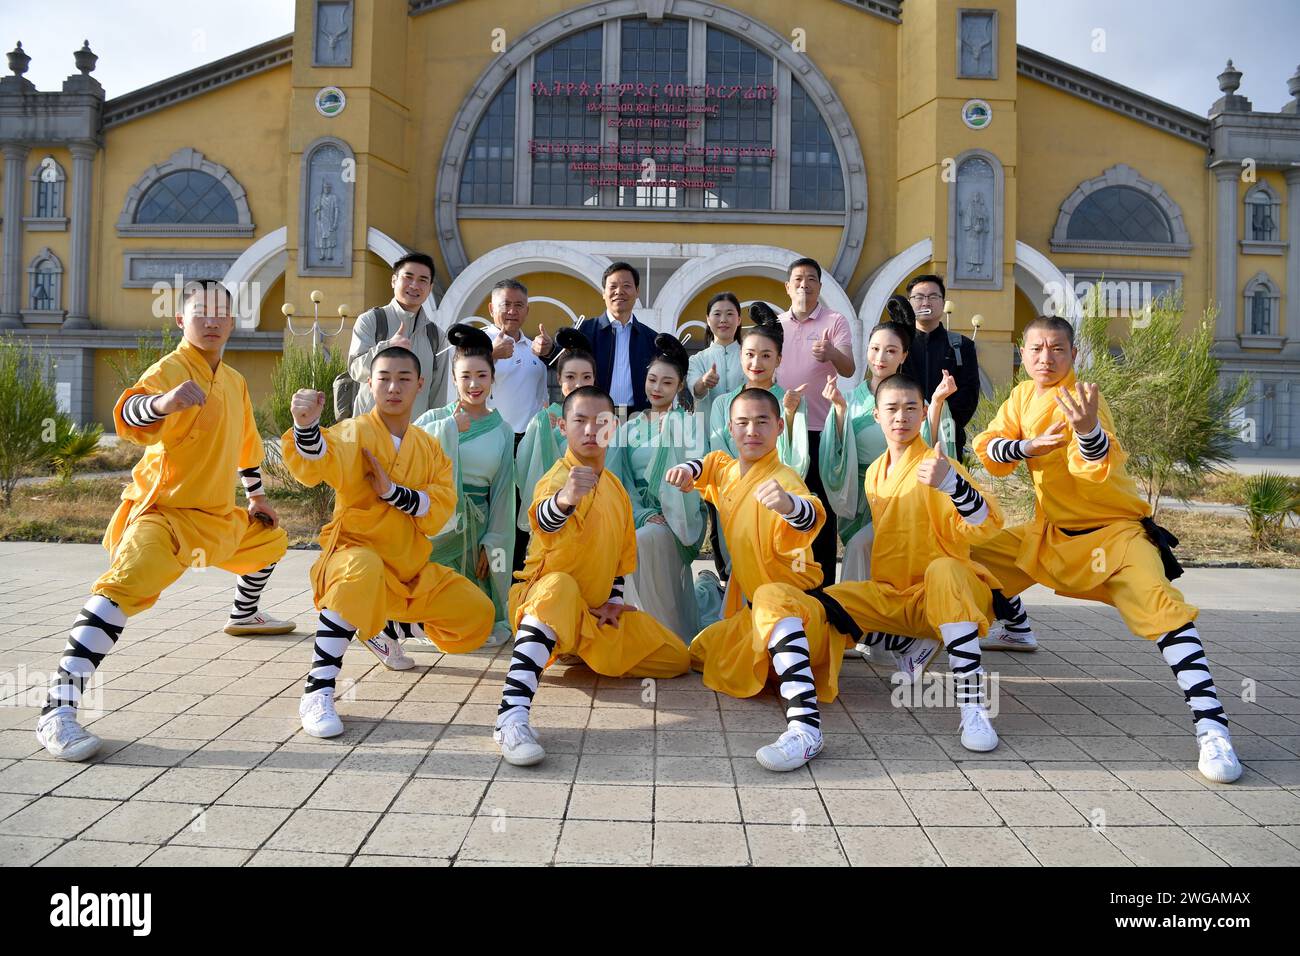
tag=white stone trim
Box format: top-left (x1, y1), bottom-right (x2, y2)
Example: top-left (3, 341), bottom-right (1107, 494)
top-left (116, 147), bottom-right (254, 237)
top-left (1050, 163), bottom-right (1191, 256)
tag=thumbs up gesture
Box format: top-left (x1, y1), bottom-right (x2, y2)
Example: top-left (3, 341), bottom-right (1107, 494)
top-left (915, 441), bottom-right (952, 489)
top-left (811, 328), bottom-right (832, 362)
top-left (388, 319), bottom-right (414, 351)
top-left (783, 382), bottom-right (806, 417)
top-left (531, 322), bottom-right (552, 358)
top-left (699, 362), bottom-right (719, 391)
top-left (491, 332), bottom-right (516, 361)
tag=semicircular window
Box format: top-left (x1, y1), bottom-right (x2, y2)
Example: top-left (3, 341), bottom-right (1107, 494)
top-left (1066, 185), bottom-right (1171, 244)
top-left (135, 170), bottom-right (238, 225)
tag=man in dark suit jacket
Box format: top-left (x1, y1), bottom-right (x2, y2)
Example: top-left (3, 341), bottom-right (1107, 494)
top-left (575, 261), bottom-right (657, 414)
top-left (902, 274), bottom-right (981, 454)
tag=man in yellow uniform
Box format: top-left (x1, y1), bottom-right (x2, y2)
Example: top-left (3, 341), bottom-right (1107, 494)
top-left (494, 385), bottom-right (690, 767)
top-left (971, 316), bottom-right (1242, 784)
top-left (665, 388), bottom-right (838, 772)
top-left (284, 347), bottom-right (495, 739)
top-left (36, 282), bottom-right (293, 762)
top-left (746, 373), bottom-right (1007, 767)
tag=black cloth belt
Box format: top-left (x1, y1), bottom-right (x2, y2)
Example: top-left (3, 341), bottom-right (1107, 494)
top-left (804, 586), bottom-right (863, 642)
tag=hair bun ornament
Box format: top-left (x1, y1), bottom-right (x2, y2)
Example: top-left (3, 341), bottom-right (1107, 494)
top-left (447, 322), bottom-right (493, 351)
top-left (749, 301), bottom-right (780, 327)
top-left (653, 332), bottom-right (687, 362)
top-left (885, 294), bottom-right (916, 328)
top-left (554, 326), bottom-right (590, 354)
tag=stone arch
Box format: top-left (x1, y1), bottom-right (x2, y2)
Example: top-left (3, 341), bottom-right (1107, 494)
top-left (1050, 163), bottom-right (1191, 255)
top-left (117, 147), bottom-right (253, 236)
top-left (434, 0), bottom-right (869, 285)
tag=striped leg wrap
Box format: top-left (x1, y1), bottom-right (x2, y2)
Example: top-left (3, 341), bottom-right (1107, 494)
top-left (304, 610), bottom-right (354, 695)
top-left (229, 563), bottom-right (276, 623)
top-left (859, 632), bottom-right (916, 652)
top-left (383, 620), bottom-right (426, 643)
top-left (496, 616), bottom-right (557, 728)
top-left (1001, 594), bottom-right (1032, 634)
top-left (768, 618), bottom-right (821, 733)
top-left (1157, 623), bottom-right (1228, 736)
top-left (43, 595), bottom-right (125, 714)
top-left (940, 624), bottom-right (985, 706)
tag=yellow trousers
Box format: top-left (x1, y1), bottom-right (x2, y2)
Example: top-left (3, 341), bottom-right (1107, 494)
top-left (93, 505), bottom-right (287, 617)
top-left (509, 572), bottom-right (690, 679)
top-left (750, 558), bottom-right (996, 658)
top-left (973, 522), bottom-right (1197, 640)
top-left (316, 545), bottom-right (493, 649)
top-left (690, 605), bottom-right (852, 702)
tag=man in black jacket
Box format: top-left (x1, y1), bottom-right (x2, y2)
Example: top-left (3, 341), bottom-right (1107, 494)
top-left (575, 261), bottom-right (657, 414)
top-left (902, 274), bottom-right (981, 455)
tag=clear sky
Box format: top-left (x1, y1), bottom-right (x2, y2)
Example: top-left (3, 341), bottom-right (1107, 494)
top-left (2, 0), bottom-right (1297, 112)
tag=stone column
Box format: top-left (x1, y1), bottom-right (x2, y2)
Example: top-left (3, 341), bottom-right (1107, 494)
top-left (0, 144), bottom-right (28, 327)
top-left (1286, 168), bottom-right (1300, 342)
top-left (64, 141), bottom-right (95, 328)
top-left (1213, 165), bottom-right (1239, 345)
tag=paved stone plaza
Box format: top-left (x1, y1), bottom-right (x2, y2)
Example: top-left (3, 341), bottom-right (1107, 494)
top-left (1, 542), bottom-right (1298, 867)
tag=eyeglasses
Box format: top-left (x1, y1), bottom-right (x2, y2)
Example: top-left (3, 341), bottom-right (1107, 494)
top-left (909, 293), bottom-right (943, 302)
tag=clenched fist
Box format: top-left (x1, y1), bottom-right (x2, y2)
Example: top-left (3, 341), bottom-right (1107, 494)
top-left (915, 442), bottom-right (951, 489)
top-left (291, 389), bottom-right (326, 428)
top-left (154, 380), bottom-right (206, 416)
top-left (664, 464), bottom-right (696, 492)
top-left (491, 334), bottom-right (516, 361)
top-left (555, 465), bottom-right (598, 512)
top-left (754, 478), bottom-right (794, 515)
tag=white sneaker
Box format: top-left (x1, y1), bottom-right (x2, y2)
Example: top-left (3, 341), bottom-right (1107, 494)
top-left (484, 623), bottom-right (512, 648)
top-left (1197, 730), bottom-right (1242, 784)
top-left (223, 612), bottom-right (296, 636)
top-left (300, 689), bottom-right (344, 738)
top-left (892, 637), bottom-right (941, 686)
top-left (959, 704), bottom-right (999, 752)
top-left (363, 633), bottom-right (415, 670)
top-left (756, 727), bottom-right (825, 772)
top-left (35, 706), bottom-right (101, 762)
top-left (495, 720), bottom-right (545, 766)
top-left (979, 623), bottom-right (1038, 652)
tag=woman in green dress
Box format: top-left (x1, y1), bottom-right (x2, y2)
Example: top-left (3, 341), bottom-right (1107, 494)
top-left (609, 333), bottom-right (715, 642)
top-left (513, 327), bottom-right (594, 534)
top-left (414, 324), bottom-right (517, 645)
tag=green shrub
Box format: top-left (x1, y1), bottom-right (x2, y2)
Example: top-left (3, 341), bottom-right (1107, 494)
top-left (1242, 471), bottom-right (1299, 547)
top-left (0, 336), bottom-right (60, 508)
top-left (105, 323), bottom-right (179, 391)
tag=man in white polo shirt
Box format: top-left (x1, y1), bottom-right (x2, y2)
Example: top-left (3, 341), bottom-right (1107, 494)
top-left (482, 278), bottom-right (551, 570)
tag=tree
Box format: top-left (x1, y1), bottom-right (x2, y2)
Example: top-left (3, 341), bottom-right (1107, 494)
top-left (1076, 290), bottom-right (1250, 518)
top-left (0, 336), bottom-right (60, 508)
top-left (105, 323), bottom-right (179, 391)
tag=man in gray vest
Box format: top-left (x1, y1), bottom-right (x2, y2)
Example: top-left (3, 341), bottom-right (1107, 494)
top-left (346, 252), bottom-right (449, 418)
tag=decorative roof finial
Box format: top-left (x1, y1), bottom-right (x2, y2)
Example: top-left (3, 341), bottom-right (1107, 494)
top-left (7, 41), bottom-right (31, 77)
top-left (74, 40), bottom-right (97, 76)
top-left (1217, 59), bottom-right (1242, 95)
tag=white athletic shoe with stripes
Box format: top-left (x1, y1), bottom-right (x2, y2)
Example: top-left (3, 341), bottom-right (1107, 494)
top-left (756, 727), bottom-right (824, 772)
top-left (36, 706), bottom-right (102, 762)
top-left (495, 721), bottom-right (545, 766)
top-left (363, 634), bottom-right (415, 670)
top-left (1197, 729), bottom-right (1242, 784)
top-left (959, 704), bottom-right (999, 752)
top-left (300, 689), bottom-right (344, 738)
top-left (223, 612), bottom-right (296, 636)
top-left (979, 622), bottom-right (1038, 652)
top-left (892, 637), bottom-right (941, 686)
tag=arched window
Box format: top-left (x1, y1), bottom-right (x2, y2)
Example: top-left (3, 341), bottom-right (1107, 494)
top-left (28, 156), bottom-right (67, 226)
top-left (1242, 271), bottom-right (1280, 339)
top-left (460, 75), bottom-right (517, 205)
top-left (27, 248), bottom-right (64, 314)
top-left (117, 148), bottom-right (254, 236)
top-left (136, 170), bottom-right (238, 225)
top-left (1051, 164), bottom-right (1191, 256)
top-left (1244, 181), bottom-right (1281, 246)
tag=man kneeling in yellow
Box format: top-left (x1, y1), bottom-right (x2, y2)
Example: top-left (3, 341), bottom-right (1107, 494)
top-left (36, 282), bottom-right (293, 762)
top-left (971, 316), bottom-right (1242, 784)
top-left (665, 388), bottom-right (833, 772)
top-left (730, 374), bottom-right (1006, 769)
top-left (283, 347), bottom-right (494, 739)
top-left (494, 386), bottom-right (690, 767)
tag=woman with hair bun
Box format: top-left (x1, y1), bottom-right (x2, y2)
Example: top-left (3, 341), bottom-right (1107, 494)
top-left (414, 322), bottom-right (517, 645)
top-left (609, 333), bottom-right (718, 641)
top-left (514, 327), bottom-right (595, 534)
top-left (687, 292), bottom-right (746, 424)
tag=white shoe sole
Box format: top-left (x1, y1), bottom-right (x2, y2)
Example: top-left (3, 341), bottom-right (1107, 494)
top-left (979, 634), bottom-right (1037, 652)
top-left (224, 621), bottom-right (297, 636)
top-left (302, 720), bottom-right (344, 739)
top-left (364, 647), bottom-right (415, 671)
top-left (961, 732), bottom-right (999, 753)
top-left (501, 746), bottom-right (546, 767)
top-left (40, 733), bottom-right (101, 762)
top-left (755, 743), bottom-right (823, 772)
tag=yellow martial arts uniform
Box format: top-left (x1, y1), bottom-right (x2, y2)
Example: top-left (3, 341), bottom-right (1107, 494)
top-left (686, 449), bottom-right (840, 700)
top-left (511, 450), bottom-right (690, 678)
top-left (281, 409), bottom-right (493, 646)
top-left (752, 436), bottom-right (1004, 655)
top-left (92, 339), bottom-right (287, 617)
top-left (971, 371), bottom-right (1195, 639)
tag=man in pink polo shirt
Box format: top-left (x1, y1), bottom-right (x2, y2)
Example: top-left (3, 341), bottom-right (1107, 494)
top-left (777, 256), bottom-right (855, 583)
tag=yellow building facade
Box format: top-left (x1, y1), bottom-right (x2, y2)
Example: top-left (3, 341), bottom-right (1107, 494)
top-left (2, 0), bottom-right (1298, 452)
